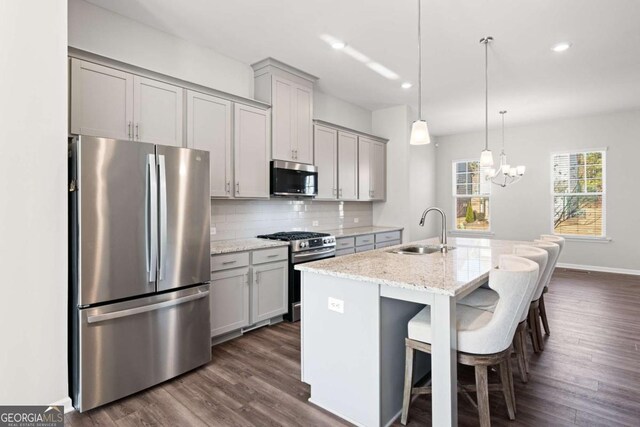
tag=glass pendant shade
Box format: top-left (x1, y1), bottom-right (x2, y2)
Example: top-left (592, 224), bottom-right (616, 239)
top-left (480, 149), bottom-right (494, 167)
top-left (410, 120), bottom-right (431, 145)
top-left (516, 165), bottom-right (526, 175)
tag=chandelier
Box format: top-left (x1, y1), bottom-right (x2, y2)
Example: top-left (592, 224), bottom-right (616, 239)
top-left (486, 110), bottom-right (525, 187)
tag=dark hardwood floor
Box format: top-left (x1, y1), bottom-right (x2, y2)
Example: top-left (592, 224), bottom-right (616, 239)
top-left (66, 269), bottom-right (640, 426)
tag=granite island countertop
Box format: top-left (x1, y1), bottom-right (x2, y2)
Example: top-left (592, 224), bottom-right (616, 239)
top-left (295, 237), bottom-right (529, 296)
top-left (211, 238), bottom-right (289, 255)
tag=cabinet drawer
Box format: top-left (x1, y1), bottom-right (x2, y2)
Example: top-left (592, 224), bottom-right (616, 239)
top-left (335, 248), bottom-right (356, 257)
top-left (375, 231), bottom-right (401, 243)
top-left (355, 234), bottom-right (375, 246)
top-left (252, 247), bottom-right (288, 265)
top-left (355, 244), bottom-right (375, 253)
top-left (336, 237), bottom-right (355, 250)
top-left (211, 252), bottom-right (250, 273)
top-left (375, 240), bottom-right (401, 249)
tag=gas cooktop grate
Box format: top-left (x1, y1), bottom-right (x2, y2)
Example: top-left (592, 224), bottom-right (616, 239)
top-left (257, 231), bottom-right (331, 242)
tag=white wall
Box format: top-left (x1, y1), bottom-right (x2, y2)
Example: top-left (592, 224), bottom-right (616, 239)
top-left (372, 106), bottom-right (437, 241)
top-left (0, 0), bottom-right (69, 407)
top-left (435, 109), bottom-right (640, 272)
top-left (68, 0), bottom-right (254, 98)
top-left (314, 91), bottom-right (372, 133)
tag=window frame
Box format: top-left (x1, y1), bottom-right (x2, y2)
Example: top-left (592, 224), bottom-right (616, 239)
top-left (452, 159), bottom-right (492, 234)
top-left (550, 148), bottom-right (607, 239)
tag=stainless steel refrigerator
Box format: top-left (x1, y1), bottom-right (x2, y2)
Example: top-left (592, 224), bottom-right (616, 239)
top-left (69, 136), bottom-right (211, 412)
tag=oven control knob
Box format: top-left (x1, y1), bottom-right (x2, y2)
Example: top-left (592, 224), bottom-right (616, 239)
top-left (323, 238), bottom-right (328, 244)
top-left (300, 241), bottom-right (307, 248)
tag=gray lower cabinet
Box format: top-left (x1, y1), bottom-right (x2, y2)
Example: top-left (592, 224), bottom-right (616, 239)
top-left (251, 261), bottom-right (288, 323)
top-left (335, 230), bottom-right (403, 257)
top-left (209, 267), bottom-right (250, 337)
top-left (210, 247), bottom-right (288, 340)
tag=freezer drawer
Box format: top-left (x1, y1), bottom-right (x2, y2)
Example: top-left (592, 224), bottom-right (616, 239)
top-left (73, 285), bottom-right (211, 412)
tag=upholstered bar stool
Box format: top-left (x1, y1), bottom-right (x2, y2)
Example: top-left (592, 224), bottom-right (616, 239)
top-left (400, 255), bottom-right (539, 427)
top-left (538, 235), bottom-right (566, 335)
top-left (459, 246), bottom-right (548, 383)
top-left (526, 241), bottom-right (560, 352)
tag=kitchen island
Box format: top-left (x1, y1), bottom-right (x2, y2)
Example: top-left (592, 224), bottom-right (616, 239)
top-left (296, 237), bottom-right (524, 427)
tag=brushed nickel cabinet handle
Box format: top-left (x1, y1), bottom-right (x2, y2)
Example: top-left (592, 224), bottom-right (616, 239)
top-left (128, 121), bottom-right (132, 139)
top-left (135, 123), bottom-right (140, 140)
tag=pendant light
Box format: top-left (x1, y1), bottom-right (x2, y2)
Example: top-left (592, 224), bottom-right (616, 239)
top-left (487, 110), bottom-right (526, 187)
top-left (479, 36), bottom-right (494, 167)
top-left (409, 0), bottom-right (431, 145)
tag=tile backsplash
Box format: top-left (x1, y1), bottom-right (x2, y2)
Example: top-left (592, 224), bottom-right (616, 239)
top-left (210, 199), bottom-right (373, 241)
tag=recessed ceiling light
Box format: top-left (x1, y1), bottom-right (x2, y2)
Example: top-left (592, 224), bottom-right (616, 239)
top-left (331, 41), bottom-right (347, 50)
top-left (401, 82), bottom-right (413, 89)
top-left (551, 42), bottom-right (572, 52)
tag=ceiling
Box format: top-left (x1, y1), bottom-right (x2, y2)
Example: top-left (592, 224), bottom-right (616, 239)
top-left (84, 0), bottom-right (640, 135)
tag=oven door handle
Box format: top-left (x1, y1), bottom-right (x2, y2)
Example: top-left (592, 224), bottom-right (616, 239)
top-left (293, 247), bottom-right (335, 262)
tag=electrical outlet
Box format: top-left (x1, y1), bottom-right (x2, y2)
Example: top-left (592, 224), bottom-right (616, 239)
top-left (354, 217), bottom-right (359, 223)
top-left (328, 297), bottom-right (344, 314)
top-left (312, 220), bottom-right (319, 227)
top-left (211, 227), bottom-right (217, 235)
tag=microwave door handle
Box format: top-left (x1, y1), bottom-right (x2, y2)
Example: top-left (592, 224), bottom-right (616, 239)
top-left (147, 154), bottom-right (158, 283)
top-left (158, 155), bottom-right (168, 281)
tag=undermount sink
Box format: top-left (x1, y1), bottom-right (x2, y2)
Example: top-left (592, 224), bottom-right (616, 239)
top-left (388, 245), bottom-right (456, 255)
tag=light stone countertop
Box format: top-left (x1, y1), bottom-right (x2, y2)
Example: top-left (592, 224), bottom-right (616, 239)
top-left (295, 237), bottom-right (530, 296)
top-left (211, 238), bottom-right (289, 255)
top-left (321, 226), bottom-right (404, 238)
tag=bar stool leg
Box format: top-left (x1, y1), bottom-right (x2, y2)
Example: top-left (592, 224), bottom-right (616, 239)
top-left (474, 365), bottom-right (491, 427)
top-left (499, 360), bottom-right (517, 420)
top-left (539, 294), bottom-right (551, 336)
top-left (401, 342), bottom-right (415, 425)
top-left (528, 306), bottom-right (541, 353)
top-left (513, 327), bottom-right (528, 383)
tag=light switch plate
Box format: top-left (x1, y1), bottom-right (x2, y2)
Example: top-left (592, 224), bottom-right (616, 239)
top-left (328, 297), bottom-right (344, 314)
top-left (211, 227), bottom-right (217, 235)
top-left (354, 218), bottom-right (359, 223)
top-left (312, 220), bottom-right (319, 226)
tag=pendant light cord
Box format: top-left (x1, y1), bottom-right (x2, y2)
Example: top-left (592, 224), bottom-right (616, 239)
top-left (484, 38), bottom-right (489, 151)
top-left (417, 0), bottom-right (422, 120)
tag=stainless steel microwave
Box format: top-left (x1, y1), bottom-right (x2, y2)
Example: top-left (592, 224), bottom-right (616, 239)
top-left (270, 160), bottom-right (318, 197)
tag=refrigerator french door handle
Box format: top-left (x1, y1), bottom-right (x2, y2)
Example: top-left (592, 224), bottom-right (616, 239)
top-left (158, 155), bottom-right (168, 281)
top-left (86, 290), bottom-right (210, 324)
top-left (147, 154), bottom-right (158, 283)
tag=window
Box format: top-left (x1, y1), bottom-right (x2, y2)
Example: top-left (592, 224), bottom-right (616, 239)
top-left (453, 160), bottom-right (491, 232)
top-left (552, 150), bottom-right (606, 237)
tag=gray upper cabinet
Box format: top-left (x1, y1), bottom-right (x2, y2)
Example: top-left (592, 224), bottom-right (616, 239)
top-left (251, 260), bottom-right (288, 323)
top-left (234, 103), bottom-right (270, 198)
top-left (252, 58), bottom-right (317, 165)
top-left (70, 59), bottom-right (134, 140)
top-left (338, 131), bottom-right (359, 201)
top-left (186, 91), bottom-right (232, 197)
top-left (358, 136), bottom-right (386, 201)
top-left (133, 76), bottom-right (183, 147)
top-left (314, 124), bottom-right (338, 200)
top-left (70, 59), bottom-right (183, 147)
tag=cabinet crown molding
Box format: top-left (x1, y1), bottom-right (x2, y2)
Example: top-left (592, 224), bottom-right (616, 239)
top-left (313, 120), bottom-right (389, 144)
top-left (251, 57), bottom-right (318, 84)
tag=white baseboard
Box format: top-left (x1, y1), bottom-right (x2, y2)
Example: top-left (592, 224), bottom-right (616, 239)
top-left (52, 396), bottom-right (74, 414)
top-left (557, 263), bottom-right (640, 276)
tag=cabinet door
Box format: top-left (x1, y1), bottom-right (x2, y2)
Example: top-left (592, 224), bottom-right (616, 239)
top-left (314, 125), bottom-right (338, 200)
top-left (133, 76), bottom-right (183, 147)
top-left (371, 141), bottom-right (386, 200)
top-left (251, 261), bottom-right (288, 323)
top-left (293, 84), bottom-right (313, 164)
top-left (234, 104), bottom-right (270, 198)
top-left (70, 59), bottom-right (133, 140)
top-left (210, 267), bottom-right (250, 337)
top-left (338, 131), bottom-right (359, 201)
top-left (271, 76), bottom-right (294, 161)
top-left (358, 137), bottom-right (372, 201)
top-left (186, 91), bottom-right (232, 197)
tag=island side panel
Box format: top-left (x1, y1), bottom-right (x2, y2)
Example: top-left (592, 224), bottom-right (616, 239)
top-left (301, 272), bottom-right (381, 427)
top-left (379, 297), bottom-right (431, 426)
top-left (430, 293), bottom-right (458, 426)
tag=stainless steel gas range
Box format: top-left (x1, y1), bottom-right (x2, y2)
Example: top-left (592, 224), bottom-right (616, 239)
top-left (257, 232), bottom-right (336, 321)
